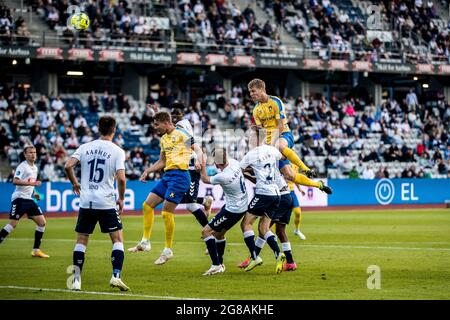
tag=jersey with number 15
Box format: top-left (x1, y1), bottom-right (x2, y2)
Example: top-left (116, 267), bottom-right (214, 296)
top-left (72, 140), bottom-right (125, 210)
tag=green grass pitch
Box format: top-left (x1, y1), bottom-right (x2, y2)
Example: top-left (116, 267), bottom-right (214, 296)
top-left (0, 209), bottom-right (449, 300)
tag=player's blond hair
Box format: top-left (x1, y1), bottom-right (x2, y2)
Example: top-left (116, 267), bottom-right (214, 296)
top-left (248, 79), bottom-right (266, 91)
top-left (154, 111), bottom-right (172, 123)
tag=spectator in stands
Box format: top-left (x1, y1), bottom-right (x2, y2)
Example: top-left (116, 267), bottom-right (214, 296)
top-left (0, 95), bottom-right (7, 110)
top-left (362, 165), bottom-right (375, 179)
top-left (36, 95), bottom-right (48, 112)
top-left (47, 7), bottom-right (59, 30)
top-left (402, 166), bottom-right (417, 178)
top-left (406, 89), bottom-right (419, 112)
top-left (73, 114), bottom-right (87, 130)
top-left (0, 125), bottom-right (10, 158)
top-left (437, 158), bottom-right (448, 174)
top-left (88, 91), bottom-right (100, 113)
top-left (348, 166), bottom-right (359, 179)
top-left (51, 95), bottom-right (64, 111)
top-left (114, 133), bottom-right (125, 148)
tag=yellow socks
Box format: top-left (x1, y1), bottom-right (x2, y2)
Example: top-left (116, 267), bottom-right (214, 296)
top-left (293, 207), bottom-right (302, 230)
top-left (142, 202), bottom-right (154, 241)
top-left (161, 210), bottom-right (175, 249)
top-left (281, 147), bottom-right (310, 171)
top-left (293, 172), bottom-right (321, 188)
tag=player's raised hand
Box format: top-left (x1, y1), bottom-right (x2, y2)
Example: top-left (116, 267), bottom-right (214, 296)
top-left (32, 180), bottom-right (42, 187)
top-left (116, 199), bottom-right (124, 215)
top-left (140, 170), bottom-right (149, 182)
top-left (72, 182), bottom-right (81, 196)
top-left (194, 159), bottom-right (202, 171)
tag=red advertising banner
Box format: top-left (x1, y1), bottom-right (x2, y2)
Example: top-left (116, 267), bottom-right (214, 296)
top-left (329, 59), bottom-right (349, 71)
top-left (438, 64), bottom-right (450, 74)
top-left (177, 53), bottom-right (201, 64)
top-left (415, 64), bottom-right (434, 74)
top-left (233, 55), bottom-right (255, 67)
top-left (36, 47), bottom-right (63, 59)
top-left (205, 54), bottom-right (228, 65)
top-left (68, 48), bottom-right (94, 61)
top-left (303, 59), bottom-right (323, 69)
top-left (352, 61), bottom-right (373, 72)
top-left (99, 50), bottom-right (124, 62)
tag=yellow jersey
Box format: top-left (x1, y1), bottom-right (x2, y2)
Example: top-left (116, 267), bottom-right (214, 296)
top-left (252, 95), bottom-right (290, 145)
top-left (287, 164), bottom-right (300, 191)
top-left (160, 128), bottom-right (193, 171)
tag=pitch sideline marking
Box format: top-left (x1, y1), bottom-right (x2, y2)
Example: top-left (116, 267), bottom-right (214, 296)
top-left (6, 238), bottom-right (450, 251)
top-left (0, 285), bottom-right (211, 300)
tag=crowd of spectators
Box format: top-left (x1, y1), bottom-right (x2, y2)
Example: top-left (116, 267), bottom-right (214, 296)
top-left (33, 0), bottom-right (170, 48)
top-left (178, 0), bottom-right (281, 53)
top-left (1, 74), bottom-right (450, 181)
top-left (0, 4), bottom-right (31, 46)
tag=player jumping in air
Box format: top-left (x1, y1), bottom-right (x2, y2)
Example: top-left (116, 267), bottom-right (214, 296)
top-left (0, 145), bottom-right (49, 258)
top-left (65, 116), bottom-right (129, 291)
top-left (247, 79), bottom-right (332, 195)
top-left (136, 112), bottom-right (203, 265)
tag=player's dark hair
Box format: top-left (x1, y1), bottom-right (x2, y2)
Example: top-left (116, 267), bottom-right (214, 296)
top-left (23, 144), bottom-right (36, 153)
top-left (98, 116), bottom-right (116, 136)
top-left (171, 100), bottom-right (185, 111)
top-left (154, 111), bottom-right (172, 123)
top-left (171, 107), bottom-right (184, 119)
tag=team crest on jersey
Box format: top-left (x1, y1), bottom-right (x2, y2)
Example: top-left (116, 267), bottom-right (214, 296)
top-left (268, 106), bottom-right (273, 112)
top-left (172, 136), bottom-right (177, 143)
top-left (169, 192), bottom-right (175, 198)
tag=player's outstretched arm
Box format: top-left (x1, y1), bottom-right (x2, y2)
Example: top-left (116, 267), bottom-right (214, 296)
top-left (12, 177), bottom-right (41, 187)
top-left (192, 143), bottom-right (203, 170)
top-left (140, 151), bottom-right (166, 182)
top-left (116, 169), bottom-right (126, 215)
top-left (64, 157), bottom-right (81, 195)
top-left (200, 154), bottom-right (211, 184)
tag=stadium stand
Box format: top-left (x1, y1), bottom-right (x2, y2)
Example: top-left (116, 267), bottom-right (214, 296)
top-left (0, 80), bottom-right (449, 181)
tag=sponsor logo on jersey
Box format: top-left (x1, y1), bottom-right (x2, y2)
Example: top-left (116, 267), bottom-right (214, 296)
top-left (169, 192), bottom-right (175, 198)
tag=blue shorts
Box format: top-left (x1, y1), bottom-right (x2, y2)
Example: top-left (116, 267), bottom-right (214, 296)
top-left (290, 190), bottom-right (299, 208)
top-left (271, 193), bottom-right (294, 225)
top-left (208, 206), bottom-right (246, 232)
top-left (279, 131), bottom-right (295, 169)
top-left (152, 170), bottom-right (191, 204)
